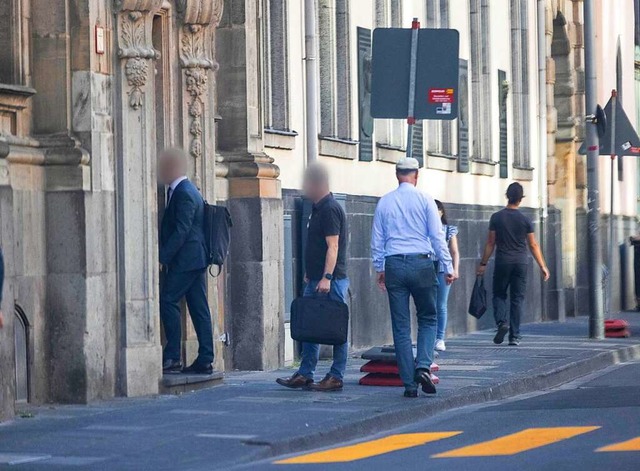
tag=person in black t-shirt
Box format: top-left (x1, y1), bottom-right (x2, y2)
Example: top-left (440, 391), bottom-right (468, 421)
top-left (277, 163), bottom-right (349, 392)
top-left (477, 183), bottom-right (550, 346)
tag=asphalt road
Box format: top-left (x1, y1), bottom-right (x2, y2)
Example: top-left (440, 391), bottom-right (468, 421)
top-left (247, 361), bottom-right (640, 471)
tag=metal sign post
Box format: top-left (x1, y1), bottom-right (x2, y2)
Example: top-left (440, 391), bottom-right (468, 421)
top-left (405, 18), bottom-right (420, 158)
top-left (583, 0), bottom-right (604, 338)
top-left (607, 90), bottom-right (618, 318)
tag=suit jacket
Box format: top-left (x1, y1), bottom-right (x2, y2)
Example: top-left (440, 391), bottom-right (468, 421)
top-left (160, 179), bottom-right (208, 273)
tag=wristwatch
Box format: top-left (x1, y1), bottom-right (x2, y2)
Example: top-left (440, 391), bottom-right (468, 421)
top-left (324, 273), bottom-right (334, 280)
top-left (480, 261), bottom-right (487, 266)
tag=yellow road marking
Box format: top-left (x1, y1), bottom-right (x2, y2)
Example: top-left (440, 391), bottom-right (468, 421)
top-left (432, 427), bottom-right (600, 458)
top-left (275, 432), bottom-right (462, 464)
top-left (597, 437), bottom-right (640, 452)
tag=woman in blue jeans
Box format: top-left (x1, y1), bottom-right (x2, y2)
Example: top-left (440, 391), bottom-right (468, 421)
top-left (434, 200), bottom-right (460, 351)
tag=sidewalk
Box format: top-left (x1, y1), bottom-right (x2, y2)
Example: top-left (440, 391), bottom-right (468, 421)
top-left (1, 315), bottom-right (639, 470)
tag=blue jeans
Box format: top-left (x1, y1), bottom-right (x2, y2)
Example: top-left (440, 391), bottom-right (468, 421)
top-left (297, 278), bottom-right (350, 380)
top-left (385, 255), bottom-right (438, 390)
top-left (436, 272), bottom-right (451, 340)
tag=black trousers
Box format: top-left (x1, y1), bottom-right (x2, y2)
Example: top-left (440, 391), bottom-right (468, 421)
top-left (160, 268), bottom-right (214, 365)
top-left (492, 262), bottom-right (527, 340)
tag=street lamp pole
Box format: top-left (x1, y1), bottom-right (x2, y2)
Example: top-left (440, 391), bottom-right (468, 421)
top-left (583, 0), bottom-right (605, 338)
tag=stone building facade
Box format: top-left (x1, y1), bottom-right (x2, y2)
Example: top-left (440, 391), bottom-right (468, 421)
top-left (0, 0), bottom-right (637, 420)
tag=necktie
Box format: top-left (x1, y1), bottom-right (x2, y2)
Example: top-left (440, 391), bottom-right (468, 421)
top-left (167, 187), bottom-right (173, 205)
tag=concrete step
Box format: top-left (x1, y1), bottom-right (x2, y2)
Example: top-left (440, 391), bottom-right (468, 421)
top-left (160, 371), bottom-right (224, 395)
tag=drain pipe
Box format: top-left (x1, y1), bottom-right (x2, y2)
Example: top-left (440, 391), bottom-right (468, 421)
top-left (304, 0), bottom-right (319, 164)
top-left (537, 0), bottom-right (549, 319)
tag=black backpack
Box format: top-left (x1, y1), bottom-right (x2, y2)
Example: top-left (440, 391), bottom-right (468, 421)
top-left (203, 202), bottom-right (232, 276)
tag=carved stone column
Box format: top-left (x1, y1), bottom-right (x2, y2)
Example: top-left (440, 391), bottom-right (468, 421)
top-left (0, 137), bottom-right (15, 419)
top-left (114, 0), bottom-right (164, 396)
top-left (217, 0), bottom-right (284, 370)
top-left (176, 0), bottom-right (225, 370)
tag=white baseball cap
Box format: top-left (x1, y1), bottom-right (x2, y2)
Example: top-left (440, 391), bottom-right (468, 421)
top-left (396, 157), bottom-right (420, 171)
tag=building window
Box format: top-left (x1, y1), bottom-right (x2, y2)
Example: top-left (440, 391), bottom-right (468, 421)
top-left (510, 0), bottom-right (530, 168)
top-left (263, 0), bottom-right (290, 131)
top-left (374, 0), bottom-right (404, 150)
top-left (0, 0), bottom-right (27, 85)
top-left (426, 0), bottom-right (452, 156)
top-left (469, 0), bottom-right (492, 161)
top-left (319, 0), bottom-right (351, 139)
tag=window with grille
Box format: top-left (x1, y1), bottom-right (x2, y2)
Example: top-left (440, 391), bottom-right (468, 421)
top-left (319, 0), bottom-right (352, 139)
top-left (263, 0), bottom-right (290, 131)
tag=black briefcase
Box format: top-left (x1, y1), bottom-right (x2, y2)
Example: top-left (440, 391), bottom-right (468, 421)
top-left (290, 295), bottom-right (349, 345)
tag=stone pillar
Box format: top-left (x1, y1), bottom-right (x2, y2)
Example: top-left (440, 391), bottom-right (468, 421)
top-left (217, 0), bottom-right (284, 370)
top-left (30, 0), bottom-right (118, 403)
top-left (0, 140), bottom-right (16, 419)
top-left (176, 0), bottom-right (225, 371)
top-left (114, 0), bottom-right (164, 396)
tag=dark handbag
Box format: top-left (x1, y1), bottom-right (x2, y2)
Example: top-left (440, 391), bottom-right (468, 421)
top-left (290, 295), bottom-right (349, 345)
top-left (468, 276), bottom-right (487, 319)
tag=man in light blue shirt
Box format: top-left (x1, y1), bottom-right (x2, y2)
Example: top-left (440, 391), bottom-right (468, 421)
top-left (371, 157), bottom-right (456, 397)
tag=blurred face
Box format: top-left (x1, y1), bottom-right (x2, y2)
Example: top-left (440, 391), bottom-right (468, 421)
top-left (158, 153), bottom-right (184, 186)
top-left (303, 177), bottom-right (320, 201)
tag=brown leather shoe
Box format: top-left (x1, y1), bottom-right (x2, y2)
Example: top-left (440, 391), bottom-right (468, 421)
top-left (276, 372), bottom-right (313, 389)
top-left (307, 374), bottom-right (343, 392)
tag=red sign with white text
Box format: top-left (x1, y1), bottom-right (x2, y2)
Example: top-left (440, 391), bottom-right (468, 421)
top-left (429, 88), bottom-right (455, 104)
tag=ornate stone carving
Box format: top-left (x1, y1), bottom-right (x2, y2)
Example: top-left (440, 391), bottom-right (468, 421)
top-left (115, 0), bottom-right (163, 13)
top-left (180, 24), bottom-right (215, 185)
top-left (176, 1), bottom-right (224, 186)
top-left (116, 3), bottom-right (162, 109)
top-left (117, 11), bottom-right (158, 60)
top-left (180, 24), bottom-right (216, 69)
top-left (177, 0), bottom-right (224, 26)
top-left (125, 57), bottom-right (149, 109)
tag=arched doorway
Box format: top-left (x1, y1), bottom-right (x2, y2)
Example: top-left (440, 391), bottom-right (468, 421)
top-left (14, 305), bottom-right (29, 403)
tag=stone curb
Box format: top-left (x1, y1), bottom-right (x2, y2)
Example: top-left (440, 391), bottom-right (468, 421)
top-left (246, 343), bottom-right (640, 462)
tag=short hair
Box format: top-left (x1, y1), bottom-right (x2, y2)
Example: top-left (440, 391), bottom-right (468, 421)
top-left (304, 162), bottom-right (330, 187)
top-left (396, 169), bottom-right (418, 177)
top-left (506, 182), bottom-right (524, 204)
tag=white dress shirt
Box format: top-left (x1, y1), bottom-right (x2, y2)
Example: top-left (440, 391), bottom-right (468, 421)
top-left (371, 182), bottom-right (453, 274)
top-left (166, 175), bottom-right (188, 204)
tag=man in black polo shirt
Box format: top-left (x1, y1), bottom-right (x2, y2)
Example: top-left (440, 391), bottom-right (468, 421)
top-left (277, 163), bottom-right (349, 392)
top-left (477, 183), bottom-right (550, 346)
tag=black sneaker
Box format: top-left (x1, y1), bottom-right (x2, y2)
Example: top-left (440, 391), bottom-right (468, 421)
top-left (162, 359), bottom-right (182, 374)
top-left (509, 338), bottom-right (521, 346)
top-left (493, 322), bottom-right (509, 344)
top-left (414, 369), bottom-right (437, 394)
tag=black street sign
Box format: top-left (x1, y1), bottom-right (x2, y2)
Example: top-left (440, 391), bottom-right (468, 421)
top-left (579, 95), bottom-right (640, 156)
top-left (370, 28), bottom-right (460, 120)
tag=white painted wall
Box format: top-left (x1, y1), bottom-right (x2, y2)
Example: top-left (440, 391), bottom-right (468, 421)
top-left (272, 0), bottom-right (549, 210)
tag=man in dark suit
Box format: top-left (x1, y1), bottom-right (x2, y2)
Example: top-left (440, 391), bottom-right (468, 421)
top-left (158, 148), bottom-right (214, 374)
